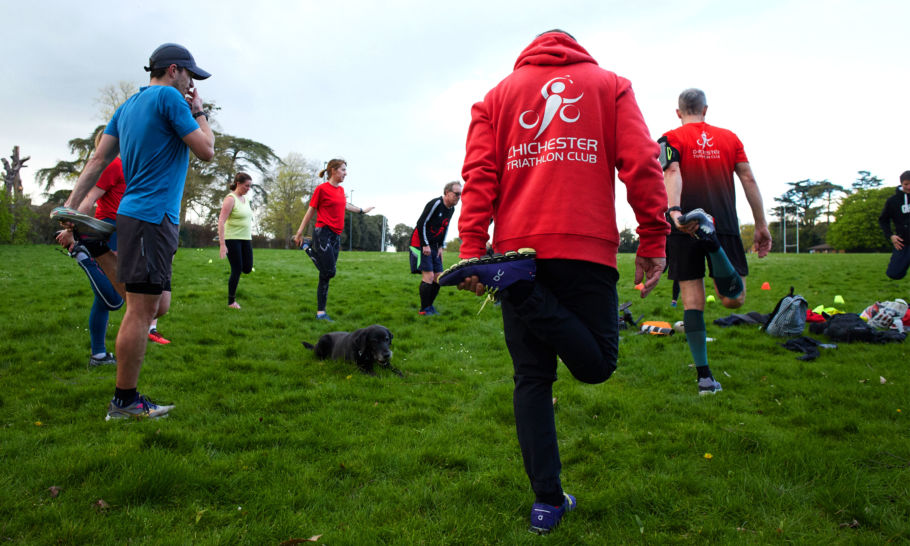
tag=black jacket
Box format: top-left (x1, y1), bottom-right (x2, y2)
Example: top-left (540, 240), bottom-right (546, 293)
top-left (878, 187), bottom-right (910, 241)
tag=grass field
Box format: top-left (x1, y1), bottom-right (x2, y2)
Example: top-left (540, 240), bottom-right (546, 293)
top-left (1, 245), bottom-right (908, 544)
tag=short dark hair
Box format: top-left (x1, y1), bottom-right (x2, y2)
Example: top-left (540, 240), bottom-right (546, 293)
top-left (678, 88), bottom-right (707, 115)
top-left (149, 67), bottom-right (168, 79)
top-left (900, 170), bottom-right (910, 183)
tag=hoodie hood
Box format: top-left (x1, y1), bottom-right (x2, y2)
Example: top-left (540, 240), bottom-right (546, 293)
top-left (514, 32), bottom-right (598, 70)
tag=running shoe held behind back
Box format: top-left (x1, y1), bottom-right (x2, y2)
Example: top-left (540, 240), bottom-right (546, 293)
top-left (437, 248), bottom-right (536, 297)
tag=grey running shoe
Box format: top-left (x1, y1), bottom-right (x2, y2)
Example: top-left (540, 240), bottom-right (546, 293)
top-left (698, 376), bottom-right (723, 395)
top-left (105, 394), bottom-right (174, 421)
top-left (678, 208), bottom-right (720, 252)
top-left (89, 352), bottom-right (116, 367)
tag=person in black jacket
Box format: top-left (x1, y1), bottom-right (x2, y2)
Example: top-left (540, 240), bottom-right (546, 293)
top-left (409, 181), bottom-right (461, 314)
top-left (878, 171), bottom-right (910, 280)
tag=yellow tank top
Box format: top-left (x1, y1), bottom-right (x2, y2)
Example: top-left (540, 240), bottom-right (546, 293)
top-left (224, 192), bottom-right (252, 240)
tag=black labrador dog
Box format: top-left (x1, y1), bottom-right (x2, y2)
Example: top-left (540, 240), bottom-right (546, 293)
top-left (302, 324), bottom-right (401, 376)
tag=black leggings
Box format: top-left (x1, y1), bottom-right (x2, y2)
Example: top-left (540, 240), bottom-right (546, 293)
top-left (225, 239), bottom-right (253, 304)
top-left (313, 227), bottom-right (341, 311)
top-left (501, 259), bottom-right (619, 505)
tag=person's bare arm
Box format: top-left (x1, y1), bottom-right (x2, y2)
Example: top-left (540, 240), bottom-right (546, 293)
top-left (217, 195), bottom-right (235, 259)
top-left (293, 206), bottom-right (317, 247)
top-left (181, 88), bottom-right (215, 161)
top-left (663, 162), bottom-right (696, 234)
top-left (346, 202), bottom-right (374, 214)
top-left (735, 162), bottom-right (772, 257)
top-left (64, 135), bottom-right (118, 209)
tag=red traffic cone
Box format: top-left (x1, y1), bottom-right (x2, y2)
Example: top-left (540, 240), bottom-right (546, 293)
top-left (761, 282), bottom-right (771, 290)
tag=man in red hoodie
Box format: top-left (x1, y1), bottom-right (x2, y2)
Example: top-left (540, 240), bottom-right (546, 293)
top-left (452, 30), bottom-right (669, 534)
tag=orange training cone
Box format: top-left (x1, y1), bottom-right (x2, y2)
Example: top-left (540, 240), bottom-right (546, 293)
top-left (634, 283), bottom-right (644, 291)
top-left (760, 282), bottom-right (771, 290)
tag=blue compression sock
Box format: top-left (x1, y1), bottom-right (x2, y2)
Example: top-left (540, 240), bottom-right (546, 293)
top-left (708, 249), bottom-right (743, 298)
top-left (684, 310), bottom-right (710, 376)
top-left (89, 297), bottom-right (110, 355)
top-left (76, 257), bottom-right (123, 311)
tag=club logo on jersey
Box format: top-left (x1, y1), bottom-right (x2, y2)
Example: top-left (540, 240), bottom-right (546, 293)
top-left (697, 131), bottom-right (714, 148)
top-left (519, 76), bottom-right (583, 140)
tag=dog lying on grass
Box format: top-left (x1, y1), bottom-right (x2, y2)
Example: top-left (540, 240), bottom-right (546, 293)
top-left (302, 325), bottom-right (402, 376)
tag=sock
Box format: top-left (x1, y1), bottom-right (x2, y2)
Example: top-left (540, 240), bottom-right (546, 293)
top-left (419, 282), bottom-right (433, 310)
top-left (113, 388), bottom-right (138, 407)
top-left (684, 309), bottom-right (711, 377)
top-left (707, 249), bottom-right (743, 298)
top-left (428, 282), bottom-right (440, 307)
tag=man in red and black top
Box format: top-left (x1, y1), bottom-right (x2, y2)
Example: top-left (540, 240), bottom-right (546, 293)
top-left (409, 181), bottom-right (461, 314)
top-left (660, 88), bottom-right (772, 395)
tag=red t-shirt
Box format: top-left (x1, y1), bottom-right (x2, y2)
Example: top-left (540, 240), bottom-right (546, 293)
top-left (310, 182), bottom-right (347, 234)
top-left (662, 122), bottom-right (748, 235)
top-left (94, 157), bottom-right (126, 221)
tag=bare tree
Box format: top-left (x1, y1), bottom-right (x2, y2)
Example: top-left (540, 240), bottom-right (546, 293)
top-left (2, 146), bottom-right (30, 197)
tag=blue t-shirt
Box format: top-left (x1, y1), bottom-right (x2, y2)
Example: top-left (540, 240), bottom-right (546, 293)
top-left (105, 85), bottom-right (199, 224)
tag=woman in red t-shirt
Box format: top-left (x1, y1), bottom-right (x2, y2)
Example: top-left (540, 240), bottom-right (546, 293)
top-left (292, 159), bottom-right (374, 321)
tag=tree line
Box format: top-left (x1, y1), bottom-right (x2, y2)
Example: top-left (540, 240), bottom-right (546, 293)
top-left (2, 83), bottom-right (390, 250)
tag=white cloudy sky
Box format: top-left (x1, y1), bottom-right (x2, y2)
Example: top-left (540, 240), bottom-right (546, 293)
top-left (2, 0), bottom-right (907, 240)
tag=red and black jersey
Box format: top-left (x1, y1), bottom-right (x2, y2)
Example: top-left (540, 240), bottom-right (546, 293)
top-left (662, 122), bottom-right (748, 235)
top-left (410, 196), bottom-right (454, 248)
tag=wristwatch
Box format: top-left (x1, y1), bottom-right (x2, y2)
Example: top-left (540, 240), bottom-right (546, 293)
top-left (192, 110), bottom-right (209, 121)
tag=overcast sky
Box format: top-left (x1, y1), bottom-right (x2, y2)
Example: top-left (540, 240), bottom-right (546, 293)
top-left (2, 0), bottom-right (907, 242)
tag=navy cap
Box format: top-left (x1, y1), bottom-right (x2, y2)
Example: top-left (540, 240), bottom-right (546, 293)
top-left (144, 43), bottom-right (211, 80)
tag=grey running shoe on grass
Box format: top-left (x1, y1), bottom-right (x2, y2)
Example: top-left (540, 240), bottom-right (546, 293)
top-left (698, 376), bottom-right (723, 395)
top-left (89, 353), bottom-right (116, 367)
top-left (105, 394), bottom-right (174, 421)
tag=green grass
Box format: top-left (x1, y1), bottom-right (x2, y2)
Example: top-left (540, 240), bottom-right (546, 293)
top-left (1, 246), bottom-right (908, 544)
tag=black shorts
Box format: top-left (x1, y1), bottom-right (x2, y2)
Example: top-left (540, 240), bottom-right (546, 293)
top-left (117, 215), bottom-right (179, 293)
top-left (667, 232), bottom-right (748, 281)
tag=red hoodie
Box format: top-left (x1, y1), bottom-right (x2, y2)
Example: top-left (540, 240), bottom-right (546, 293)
top-left (459, 33), bottom-right (669, 268)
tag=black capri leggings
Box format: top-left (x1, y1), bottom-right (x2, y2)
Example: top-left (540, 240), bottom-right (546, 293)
top-left (225, 239), bottom-right (253, 304)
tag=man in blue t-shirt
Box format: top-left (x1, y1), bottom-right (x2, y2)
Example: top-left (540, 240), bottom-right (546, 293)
top-left (64, 43), bottom-right (215, 421)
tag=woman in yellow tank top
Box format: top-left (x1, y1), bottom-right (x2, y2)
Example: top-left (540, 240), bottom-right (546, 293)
top-left (218, 172), bottom-right (254, 309)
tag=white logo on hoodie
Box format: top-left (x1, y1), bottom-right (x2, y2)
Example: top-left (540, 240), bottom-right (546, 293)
top-left (519, 76), bottom-right (583, 140)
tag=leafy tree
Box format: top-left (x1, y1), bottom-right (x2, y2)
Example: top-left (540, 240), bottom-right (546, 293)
top-left (740, 223), bottom-right (755, 252)
top-left (390, 223), bottom-right (413, 252)
top-left (341, 213), bottom-right (391, 251)
top-left (182, 131), bottom-right (280, 226)
top-left (814, 180), bottom-right (847, 225)
top-left (259, 153), bottom-right (321, 248)
top-left (35, 125), bottom-right (106, 191)
top-left (852, 170), bottom-right (883, 191)
top-left (445, 237), bottom-right (461, 255)
top-left (826, 187), bottom-right (891, 252)
top-left (618, 227), bottom-right (639, 253)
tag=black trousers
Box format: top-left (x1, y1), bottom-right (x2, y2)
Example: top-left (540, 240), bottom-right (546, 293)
top-left (500, 259), bottom-right (619, 504)
top-left (314, 227), bottom-right (341, 311)
top-left (225, 239), bottom-right (253, 304)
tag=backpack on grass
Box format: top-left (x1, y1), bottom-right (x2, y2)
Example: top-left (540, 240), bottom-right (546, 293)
top-left (763, 286), bottom-right (808, 337)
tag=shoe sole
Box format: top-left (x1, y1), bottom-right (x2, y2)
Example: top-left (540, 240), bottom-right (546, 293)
top-left (50, 207), bottom-right (115, 238)
top-left (105, 412), bottom-right (170, 421)
top-left (437, 248), bottom-right (536, 286)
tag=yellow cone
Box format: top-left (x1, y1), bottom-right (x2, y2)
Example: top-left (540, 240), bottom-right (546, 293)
top-left (706, 295), bottom-right (716, 303)
top-left (833, 295), bottom-right (845, 305)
